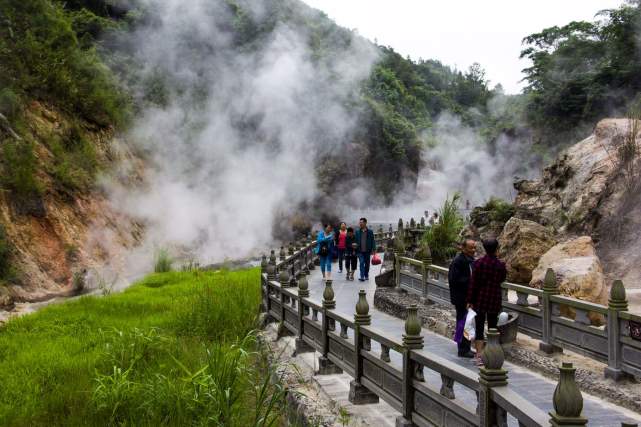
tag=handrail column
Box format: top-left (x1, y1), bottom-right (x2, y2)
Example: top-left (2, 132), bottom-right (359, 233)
top-left (540, 268), bottom-right (563, 354)
top-left (396, 304), bottom-right (423, 427)
top-left (318, 280), bottom-right (342, 374)
top-left (349, 290), bottom-right (379, 404)
top-left (605, 280), bottom-right (628, 380)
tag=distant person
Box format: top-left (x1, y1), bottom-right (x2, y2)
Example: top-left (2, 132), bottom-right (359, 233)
top-left (336, 222), bottom-right (347, 274)
top-left (448, 239), bottom-right (476, 358)
top-left (316, 224), bottom-right (335, 281)
top-left (429, 212), bottom-right (439, 226)
top-left (466, 238), bottom-right (507, 366)
top-left (344, 227), bottom-right (358, 281)
top-left (354, 217), bottom-right (375, 282)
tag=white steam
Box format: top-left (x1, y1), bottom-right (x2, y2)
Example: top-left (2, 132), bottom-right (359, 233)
top-left (106, 0), bottom-right (378, 265)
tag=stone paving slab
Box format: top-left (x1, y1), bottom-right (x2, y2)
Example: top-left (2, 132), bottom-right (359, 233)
top-left (307, 263), bottom-right (641, 427)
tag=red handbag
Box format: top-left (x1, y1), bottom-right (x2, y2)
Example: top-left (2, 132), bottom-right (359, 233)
top-left (371, 253), bottom-right (382, 265)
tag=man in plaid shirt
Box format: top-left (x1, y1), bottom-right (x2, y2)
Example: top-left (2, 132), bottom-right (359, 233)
top-left (466, 238), bottom-right (506, 365)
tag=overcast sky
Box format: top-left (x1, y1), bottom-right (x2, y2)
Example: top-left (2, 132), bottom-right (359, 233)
top-left (302, 0), bottom-right (626, 93)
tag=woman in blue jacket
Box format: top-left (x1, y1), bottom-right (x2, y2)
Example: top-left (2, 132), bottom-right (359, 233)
top-left (316, 224), bottom-right (335, 280)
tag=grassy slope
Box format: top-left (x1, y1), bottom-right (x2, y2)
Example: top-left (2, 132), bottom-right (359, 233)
top-left (0, 268), bottom-right (279, 427)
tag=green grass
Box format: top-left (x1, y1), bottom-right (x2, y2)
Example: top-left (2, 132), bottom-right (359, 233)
top-left (423, 193), bottom-right (465, 263)
top-left (0, 268), bottom-right (285, 426)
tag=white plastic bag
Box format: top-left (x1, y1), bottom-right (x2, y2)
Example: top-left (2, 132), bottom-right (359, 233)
top-left (497, 312), bottom-right (509, 327)
top-left (464, 308), bottom-right (477, 341)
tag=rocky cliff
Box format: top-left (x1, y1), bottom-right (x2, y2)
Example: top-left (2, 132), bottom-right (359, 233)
top-left (512, 118), bottom-right (641, 290)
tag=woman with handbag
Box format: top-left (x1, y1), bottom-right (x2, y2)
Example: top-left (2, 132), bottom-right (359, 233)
top-left (316, 224), bottom-right (335, 280)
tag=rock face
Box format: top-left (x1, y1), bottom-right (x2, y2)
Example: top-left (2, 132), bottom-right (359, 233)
top-left (514, 118), bottom-right (641, 288)
top-left (498, 218), bottom-right (556, 284)
top-left (513, 119), bottom-right (627, 234)
top-left (530, 236), bottom-right (607, 324)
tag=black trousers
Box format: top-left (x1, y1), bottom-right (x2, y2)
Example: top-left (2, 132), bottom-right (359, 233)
top-left (345, 254), bottom-right (357, 271)
top-left (455, 303), bottom-right (472, 355)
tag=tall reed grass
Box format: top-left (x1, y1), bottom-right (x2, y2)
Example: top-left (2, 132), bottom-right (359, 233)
top-left (0, 268), bottom-right (284, 426)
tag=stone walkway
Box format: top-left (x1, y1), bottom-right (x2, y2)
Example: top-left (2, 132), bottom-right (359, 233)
top-left (306, 262), bottom-right (641, 427)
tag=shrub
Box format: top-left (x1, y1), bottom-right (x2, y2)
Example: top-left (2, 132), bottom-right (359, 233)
top-left (49, 125), bottom-right (99, 192)
top-left (422, 193), bottom-right (465, 263)
top-left (0, 88), bottom-right (21, 120)
top-left (0, 225), bottom-right (13, 281)
top-left (483, 197), bottom-right (515, 224)
top-left (0, 140), bottom-right (42, 199)
top-left (153, 249), bottom-right (173, 273)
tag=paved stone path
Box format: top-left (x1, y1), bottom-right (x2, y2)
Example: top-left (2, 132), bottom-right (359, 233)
top-left (307, 262), bottom-right (641, 427)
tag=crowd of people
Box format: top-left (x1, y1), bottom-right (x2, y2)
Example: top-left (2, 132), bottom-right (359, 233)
top-left (448, 237), bottom-right (507, 366)
top-left (315, 217), bottom-right (376, 282)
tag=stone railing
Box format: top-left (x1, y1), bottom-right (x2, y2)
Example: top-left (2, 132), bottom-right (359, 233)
top-left (257, 240), bottom-right (623, 427)
top-left (394, 254), bottom-right (641, 381)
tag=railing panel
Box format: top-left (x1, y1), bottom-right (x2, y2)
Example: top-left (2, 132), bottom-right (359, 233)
top-left (302, 318), bottom-right (323, 351)
top-left (400, 271), bottom-right (424, 295)
top-left (412, 380), bottom-right (478, 427)
top-left (550, 316), bottom-right (608, 361)
top-left (492, 387), bottom-right (548, 427)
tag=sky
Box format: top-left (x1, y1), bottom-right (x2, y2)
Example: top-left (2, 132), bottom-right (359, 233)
top-left (302, 0), bottom-right (626, 94)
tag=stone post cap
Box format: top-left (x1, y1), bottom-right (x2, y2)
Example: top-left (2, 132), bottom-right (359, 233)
top-left (550, 362), bottom-right (586, 426)
top-left (609, 280), bottom-right (628, 311)
top-left (543, 268), bottom-right (559, 293)
top-left (403, 304), bottom-right (424, 349)
top-left (279, 268), bottom-right (289, 286)
top-left (322, 280), bottom-right (335, 309)
top-left (354, 289), bottom-right (371, 325)
top-left (479, 328), bottom-right (508, 387)
top-left (298, 275), bottom-right (309, 297)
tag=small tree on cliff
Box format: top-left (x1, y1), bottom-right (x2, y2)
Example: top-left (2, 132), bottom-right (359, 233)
top-left (422, 194), bottom-right (464, 264)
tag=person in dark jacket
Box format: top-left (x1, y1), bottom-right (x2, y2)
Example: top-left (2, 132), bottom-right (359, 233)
top-left (466, 238), bottom-right (507, 366)
top-left (344, 227), bottom-right (357, 281)
top-left (448, 239), bottom-right (476, 358)
top-left (354, 217), bottom-right (375, 281)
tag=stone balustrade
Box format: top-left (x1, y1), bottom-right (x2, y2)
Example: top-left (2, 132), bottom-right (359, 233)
top-left (258, 237), bottom-right (611, 427)
top-left (392, 234), bottom-right (641, 382)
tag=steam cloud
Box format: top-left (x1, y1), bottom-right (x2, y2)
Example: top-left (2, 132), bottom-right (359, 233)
top-left (105, 0), bottom-right (378, 265)
top-left (101, 0), bottom-right (540, 273)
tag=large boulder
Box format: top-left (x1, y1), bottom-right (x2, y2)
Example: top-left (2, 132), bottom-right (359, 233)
top-left (530, 236), bottom-right (607, 325)
top-left (498, 218), bottom-right (556, 284)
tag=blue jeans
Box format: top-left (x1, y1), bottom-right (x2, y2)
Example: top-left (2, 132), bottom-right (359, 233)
top-left (320, 255), bottom-right (332, 275)
top-left (358, 252), bottom-right (371, 279)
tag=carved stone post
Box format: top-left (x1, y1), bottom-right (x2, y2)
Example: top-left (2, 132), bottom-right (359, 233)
top-left (279, 246), bottom-right (286, 262)
top-left (478, 329), bottom-right (508, 426)
top-left (540, 268), bottom-right (563, 354)
top-left (397, 304), bottom-right (424, 427)
top-left (605, 280), bottom-right (628, 380)
top-left (318, 280), bottom-right (342, 374)
top-left (349, 290), bottom-right (379, 404)
top-left (295, 275), bottom-right (314, 355)
top-left (260, 254), bottom-right (267, 274)
top-left (410, 217), bottom-right (416, 229)
top-left (549, 362), bottom-right (587, 426)
top-left (269, 249), bottom-right (277, 266)
top-left (419, 244), bottom-right (432, 302)
top-left (394, 236), bottom-right (405, 294)
top-left (288, 242), bottom-right (294, 256)
top-left (420, 217), bottom-right (425, 228)
top-left (264, 262), bottom-right (277, 323)
top-left (277, 268), bottom-right (292, 338)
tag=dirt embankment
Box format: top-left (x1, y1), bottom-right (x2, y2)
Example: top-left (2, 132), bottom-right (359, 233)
top-left (0, 102), bottom-right (143, 309)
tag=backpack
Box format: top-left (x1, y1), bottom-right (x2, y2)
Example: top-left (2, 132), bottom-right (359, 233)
top-left (319, 241), bottom-right (329, 257)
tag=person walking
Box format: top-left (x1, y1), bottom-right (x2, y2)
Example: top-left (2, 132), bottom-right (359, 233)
top-left (354, 217), bottom-right (375, 282)
top-left (448, 239), bottom-right (476, 358)
top-left (466, 238), bottom-right (507, 366)
top-left (336, 222), bottom-right (347, 274)
top-left (344, 227), bottom-right (358, 281)
top-left (316, 224), bottom-right (335, 281)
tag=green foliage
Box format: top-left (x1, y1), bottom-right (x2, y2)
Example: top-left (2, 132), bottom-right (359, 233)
top-left (521, 2), bottom-right (641, 145)
top-left (422, 194), bottom-right (465, 263)
top-left (0, 140), bottom-right (42, 199)
top-left (0, 225), bottom-right (14, 282)
top-left (47, 124), bottom-right (99, 192)
top-left (0, 0), bottom-right (130, 126)
top-left (0, 268), bottom-right (282, 426)
top-left (0, 88), bottom-right (22, 121)
top-left (482, 197), bottom-right (516, 224)
top-left (153, 248), bottom-right (173, 273)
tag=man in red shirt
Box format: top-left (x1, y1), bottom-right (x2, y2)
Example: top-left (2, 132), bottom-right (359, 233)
top-left (466, 238), bottom-right (506, 365)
